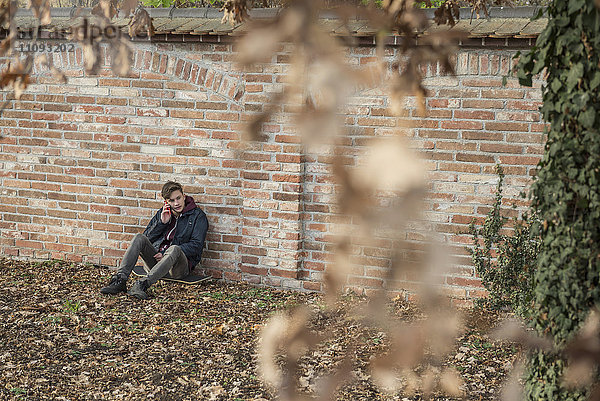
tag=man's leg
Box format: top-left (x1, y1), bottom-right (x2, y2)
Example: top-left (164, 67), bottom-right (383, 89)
top-left (128, 245), bottom-right (188, 300)
top-left (145, 245), bottom-right (189, 285)
top-left (117, 233), bottom-right (158, 277)
top-left (101, 234), bottom-right (157, 295)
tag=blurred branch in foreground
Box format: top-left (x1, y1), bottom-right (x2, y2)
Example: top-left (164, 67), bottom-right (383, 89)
top-left (233, 0), bottom-right (512, 399)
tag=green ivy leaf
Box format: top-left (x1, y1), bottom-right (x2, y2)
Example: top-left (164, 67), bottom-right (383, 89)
top-left (566, 63), bottom-right (584, 91)
top-left (568, 0), bottom-right (585, 15)
top-left (590, 72), bottom-right (600, 90)
top-left (579, 108), bottom-right (595, 129)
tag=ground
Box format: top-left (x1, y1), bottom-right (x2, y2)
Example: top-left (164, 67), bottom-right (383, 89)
top-left (0, 258), bottom-right (519, 400)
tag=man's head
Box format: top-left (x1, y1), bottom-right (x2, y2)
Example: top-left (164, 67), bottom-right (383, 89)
top-left (161, 181), bottom-right (185, 214)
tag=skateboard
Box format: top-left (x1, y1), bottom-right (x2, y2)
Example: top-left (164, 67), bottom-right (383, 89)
top-left (132, 265), bottom-right (211, 284)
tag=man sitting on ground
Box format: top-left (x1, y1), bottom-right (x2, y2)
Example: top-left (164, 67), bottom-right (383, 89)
top-left (101, 181), bottom-right (209, 299)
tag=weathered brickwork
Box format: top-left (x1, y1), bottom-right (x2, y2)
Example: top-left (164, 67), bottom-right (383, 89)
top-left (0, 38), bottom-right (544, 304)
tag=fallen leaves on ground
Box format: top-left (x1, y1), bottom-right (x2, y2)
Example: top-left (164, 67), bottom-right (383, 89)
top-left (0, 258), bottom-right (518, 400)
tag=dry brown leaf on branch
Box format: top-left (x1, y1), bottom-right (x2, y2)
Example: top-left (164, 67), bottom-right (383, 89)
top-left (346, 136), bottom-right (426, 227)
top-left (36, 54), bottom-right (66, 83)
top-left (563, 359), bottom-right (595, 389)
top-left (119, 0), bottom-right (138, 16)
top-left (0, 55), bottom-right (33, 100)
top-left (434, 0), bottom-right (460, 27)
top-left (0, 0), bottom-right (16, 57)
top-left (243, 91), bottom-right (283, 142)
top-left (439, 367), bottom-right (465, 397)
top-left (466, 0), bottom-right (515, 21)
top-left (236, 25), bottom-right (283, 66)
top-left (220, 0), bottom-right (249, 25)
top-left (235, 7), bottom-right (305, 67)
top-left (50, 66), bottom-right (67, 83)
top-left (388, 62), bottom-right (428, 116)
top-left (82, 42), bottom-right (102, 75)
top-left (324, 237), bottom-right (353, 299)
top-left (425, 311), bottom-right (464, 359)
top-left (29, 0), bottom-right (51, 25)
top-left (257, 308), bottom-right (320, 389)
top-left (563, 309), bottom-right (600, 391)
top-left (491, 318), bottom-right (553, 351)
top-left (110, 38), bottom-right (132, 77)
top-left (565, 309), bottom-right (600, 361)
top-left (92, 0), bottom-right (118, 20)
top-left (128, 7), bottom-right (153, 38)
top-left (0, 29), bottom-right (14, 56)
top-left (0, 0), bottom-right (15, 27)
top-left (313, 347), bottom-right (355, 401)
top-left (500, 361), bottom-right (524, 401)
top-left (370, 324), bottom-right (425, 389)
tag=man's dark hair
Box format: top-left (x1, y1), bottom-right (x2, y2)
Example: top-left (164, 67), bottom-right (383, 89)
top-left (161, 181), bottom-right (183, 199)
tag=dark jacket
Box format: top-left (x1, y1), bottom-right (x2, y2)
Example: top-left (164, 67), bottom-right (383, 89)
top-left (143, 196), bottom-right (208, 271)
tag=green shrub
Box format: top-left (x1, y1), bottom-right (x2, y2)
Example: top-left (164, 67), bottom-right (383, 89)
top-left (468, 165), bottom-right (540, 318)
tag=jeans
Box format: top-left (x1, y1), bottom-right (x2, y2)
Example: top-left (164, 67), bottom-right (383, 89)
top-left (117, 233), bottom-right (189, 285)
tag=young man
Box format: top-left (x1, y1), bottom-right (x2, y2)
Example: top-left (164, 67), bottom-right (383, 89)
top-left (101, 181), bottom-right (209, 299)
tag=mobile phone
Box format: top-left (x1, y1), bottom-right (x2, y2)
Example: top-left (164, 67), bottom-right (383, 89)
top-left (163, 200), bottom-right (171, 214)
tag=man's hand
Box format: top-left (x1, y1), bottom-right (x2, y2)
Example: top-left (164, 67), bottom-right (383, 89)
top-left (160, 204), bottom-right (171, 224)
top-left (154, 253), bottom-right (163, 262)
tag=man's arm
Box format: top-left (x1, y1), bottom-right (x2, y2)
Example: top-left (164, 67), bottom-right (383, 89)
top-left (143, 209), bottom-right (169, 243)
top-left (178, 213), bottom-right (208, 262)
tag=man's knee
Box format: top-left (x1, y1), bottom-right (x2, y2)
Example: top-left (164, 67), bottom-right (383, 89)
top-left (132, 233), bottom-right (146, 242)
top-left (131, 233), bottom-right (149, 249)
top-left (164, 245), bottom-right (182, 256)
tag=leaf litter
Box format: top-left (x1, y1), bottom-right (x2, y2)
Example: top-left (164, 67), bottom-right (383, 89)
top-left (0, 258), bottom-right (518, 400)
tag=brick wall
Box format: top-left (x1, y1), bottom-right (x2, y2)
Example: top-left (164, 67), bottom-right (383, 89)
top-left (0, 38), bottom-right (544, 304)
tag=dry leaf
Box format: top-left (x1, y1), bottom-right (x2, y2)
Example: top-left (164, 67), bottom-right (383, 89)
top-left (439, 367), bottom-right (464, 397)
top-left (120, 0), bottom-right (138, 16)
top-left (29, 0), bottom-right (51, 25)
top-left (501, 361), bottom-right (524, 401)
top-left (0, 56), bottom-right (32, 99)
top-left (236, 25), bottom-right (283, 66)
top-left (51, 66), bottom-right (67, 83)
top-left (352, 136), bottom-right (424, 195)
top-left (92, 0), bottom-right (117, 20)
top-left (563, 359), bottom-right (595, 388)
top-left (492, 318), bottom-right (553, 351)
top-left (111, 39), bottom-right (132, 77)
top-left (82, 42), bottom-right (101, 74)
top-left (422, 367), bottom-right (437, 398)
top-left (220, 0), bottom-right (249, 25)
top-left (128, 7), bottom-right (153, 37)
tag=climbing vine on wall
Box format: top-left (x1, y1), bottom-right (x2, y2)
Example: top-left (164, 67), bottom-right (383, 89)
top-left (517, 0), bottom-right (600, 399)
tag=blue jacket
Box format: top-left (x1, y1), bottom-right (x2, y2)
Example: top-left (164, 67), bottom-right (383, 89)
top-left (143, 196), bottom-right (208, 271)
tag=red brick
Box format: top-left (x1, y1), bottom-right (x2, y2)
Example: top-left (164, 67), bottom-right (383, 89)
top-left (240, 265), bottom-right (268, 276)
top-left (462, 99), bottom-right (503, 109)
top-left (347, 276), bottom-right (384, 288)
top-left (456, 153), bottom-right (496, 163)
top-left (440, 120), bottom-right (483, 130)
top-left (480, 143), bottom-right (523, 154)
top-left (485, 122), bottom-right (529, 132)
top-left (462, 131), bottom-right (504, 141)
top-left (481, 89), bottom-right (525, 99)
top-left (497, 155), bottom-right (541, 166)
top-left (453, 110), bottom-right (495, 120)
top-left (270, 268), bottom-right (298, 279)
top-left (446, 276), bottom-right (483, 288)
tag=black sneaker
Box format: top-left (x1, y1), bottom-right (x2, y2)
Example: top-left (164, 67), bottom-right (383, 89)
top-left (128, 279), bottom-right (151, 300)
top-left (100, 273), bottom-right (127, 294)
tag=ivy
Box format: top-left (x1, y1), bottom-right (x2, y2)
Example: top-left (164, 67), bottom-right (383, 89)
top-left (468, 165), bottom-right (540, 319)
top-left (517, 0), bottom-right (600, 399)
